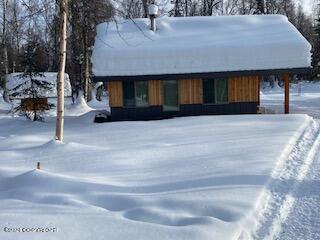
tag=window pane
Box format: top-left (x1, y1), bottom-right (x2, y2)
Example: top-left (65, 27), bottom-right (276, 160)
top-left (203, 79), bottom-right (215, 104)
top-left (135, 81), bottom-right (149, 107)
top-left (163, 80), bottom-right (179, 111)
top-left (123, 81), bottom-right (135, 107)
top-left (215, 78), bottom-right (228, 103)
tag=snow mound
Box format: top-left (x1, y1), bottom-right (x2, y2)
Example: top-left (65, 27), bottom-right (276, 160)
top-left (87, 96), bottom-right (110, 112)
top-left (65, 96), bottom-right (94, 116)
top-left (92, 15), bottom-right (311, 77)
top-left (0, 91), bottom-right (11, 111)
top-left (0, 168), bottom-right (245, 231)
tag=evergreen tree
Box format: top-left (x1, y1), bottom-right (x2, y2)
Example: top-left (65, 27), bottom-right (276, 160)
top-left (255, 0), bottom-right (265, 14)
top-left (313, 3), bottom-right (320, 79)
top-left (10, 39), bottom-right (54, 121)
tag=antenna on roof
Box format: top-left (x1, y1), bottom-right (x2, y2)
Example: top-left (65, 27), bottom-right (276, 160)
top-left (148, 3), bottom-right (159, 32)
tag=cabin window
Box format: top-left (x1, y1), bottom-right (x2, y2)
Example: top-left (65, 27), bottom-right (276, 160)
top-left (215, 78), bottom-right (228, 103)
top-left (163, 80), bottom-right (179, 111)
top-left (203, 79), bottom-right (215, 104)
top-left (135, 81), bottom-right (149, 107)
top-left (123, 81), bottom-right (135, 107)
top-left (123, 81), bottom-right (149, 107)
top-left (203, 78), bottom-right (228, 104)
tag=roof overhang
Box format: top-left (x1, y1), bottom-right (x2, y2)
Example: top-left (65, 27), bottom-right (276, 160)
top-left (93, 68), bottom-right (311, 82)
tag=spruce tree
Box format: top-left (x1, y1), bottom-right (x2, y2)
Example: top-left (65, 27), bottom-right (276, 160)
top-left (10, 40), bottom-right (54, 121)
top-left (313, 4), bottom-right (320, 79)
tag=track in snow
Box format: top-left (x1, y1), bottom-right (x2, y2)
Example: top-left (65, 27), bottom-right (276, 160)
top-left (245, 118), bottom-right (320, 240)
top-left (275, 122), bottom-right (320, 240)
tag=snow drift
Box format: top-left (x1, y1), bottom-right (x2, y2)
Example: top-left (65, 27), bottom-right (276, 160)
top-left (0, 113), bottom-right (315, 240)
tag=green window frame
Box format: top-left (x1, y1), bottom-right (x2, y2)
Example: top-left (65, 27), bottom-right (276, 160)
top-left (123, 81), bottom-right (149, 107)
top-left (203, 78), bottom-right (228, 104)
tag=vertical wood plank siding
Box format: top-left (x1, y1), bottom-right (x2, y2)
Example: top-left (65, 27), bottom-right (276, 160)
top-left (228, 76), bottom-right (260, 102)
top-left (107, 81), bottom-right (123, 107)
top-left (106, 77), bottom-right (259, 108)
top-left (149, 80), bottom-right (163, 106)
top-left (179, 79), bottom-right (203, 104)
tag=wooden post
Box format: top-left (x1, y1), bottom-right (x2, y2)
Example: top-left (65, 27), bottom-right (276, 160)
top-left (258, 76), bottom-right (262, 106)
top-left (284, 74), bottom-right (290, 114)
top-left (37, 162), bottom-right (40, 170)
top-left (256, 76), bottom-right (262, 113)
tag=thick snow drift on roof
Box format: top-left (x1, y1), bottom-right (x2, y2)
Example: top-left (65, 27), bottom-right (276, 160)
top-left (92, 15), bottom-right (311, 77)
top-left (6, 72), bottom-right (72, 97)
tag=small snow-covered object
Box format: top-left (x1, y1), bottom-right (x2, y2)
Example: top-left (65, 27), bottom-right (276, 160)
top-left (148, 4), bottom-right (159, 16)
top-left (94, 111), bottom-right (110, 123)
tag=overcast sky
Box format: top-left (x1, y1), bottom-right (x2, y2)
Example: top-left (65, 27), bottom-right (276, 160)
top-left (298, 0), bottom-right (315, 15)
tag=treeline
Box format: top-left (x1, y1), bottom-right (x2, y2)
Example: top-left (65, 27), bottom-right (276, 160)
top-left (0, 0), bottom-right (114, 97)
top-left (0, 0), bottom-right (319, 96)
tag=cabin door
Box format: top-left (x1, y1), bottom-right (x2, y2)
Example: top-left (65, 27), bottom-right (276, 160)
top-left (163, 80), bottom-right (179, 111)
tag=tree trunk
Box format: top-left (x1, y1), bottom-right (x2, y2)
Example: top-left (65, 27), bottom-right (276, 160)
top-left (242, 0), bottom-right (245, 14)
top-left (257, 0), bottom-right (265, 14)
top-left (82, 4), bottom-right (91, 102)
top-left (53, 0), bottom-right (59, 71)
top-left (2, 0), bottom-right (9, 102)
top-left (55, 0), bottom-right (68, 141)
top-left (12, 0), bottom-right (19, 71)
top-left (142, 0), bottom-right (148, 18)
top-left (84, 48), bottom-right (91, 102)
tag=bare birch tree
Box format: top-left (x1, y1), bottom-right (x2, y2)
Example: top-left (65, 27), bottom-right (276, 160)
top-left (55, 0), bottom-right (67, 141)
top-left (2, 0), bottom-right (9, 102)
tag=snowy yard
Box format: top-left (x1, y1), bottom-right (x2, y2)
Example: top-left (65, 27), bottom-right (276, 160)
top-left (261, 81), bottom-right (320, 118)
top-left (0, 81), bottom-right (319, 239)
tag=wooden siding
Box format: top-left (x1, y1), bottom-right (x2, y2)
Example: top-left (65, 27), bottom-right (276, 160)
top-left (228, 76), bottom-right (260, 103)
top-left (179, 79), bottom-right (203, 104)
top-left (106, 77), bottom-right (260, 108)
top-left (107, 81), bottom-right (123, 107)
top-left (149, 80), bottom-right (162, 106)
top-left (21, 98), bottom-right (48, 111)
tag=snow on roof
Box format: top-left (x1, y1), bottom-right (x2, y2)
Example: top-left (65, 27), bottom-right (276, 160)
top-left (6, 72), bottom-right (72, 97)
top-left (92, 15), bottom-right (311, 77)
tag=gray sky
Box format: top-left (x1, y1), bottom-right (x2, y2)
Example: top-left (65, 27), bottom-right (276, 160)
top-left (298, 0), bottom-right (315, 15)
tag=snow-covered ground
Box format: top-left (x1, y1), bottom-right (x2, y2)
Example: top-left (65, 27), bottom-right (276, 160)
top-left (257, 80), bottom-right (320, 240)
top-left (0, 82), bottom-right (319, 240)
top-left (261, 81), bottom-right (320, 118)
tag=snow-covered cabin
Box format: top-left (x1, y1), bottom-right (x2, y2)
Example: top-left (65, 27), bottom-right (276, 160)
top-left (6, 72), bottom-right (72, 98)
top-left (92, 15), bottom-right (311, 121)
